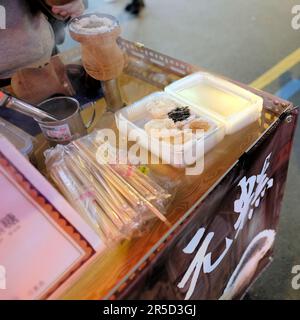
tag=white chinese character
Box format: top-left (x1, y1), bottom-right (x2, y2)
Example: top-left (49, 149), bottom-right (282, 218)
top-left (178, 228), bottom-right (233, 300)
top-left (234, 153), bottom-right (274, 238)
top-left (178, 153), bottom-right (274, 300)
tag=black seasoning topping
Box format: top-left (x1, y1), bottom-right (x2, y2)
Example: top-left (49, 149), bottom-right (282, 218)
top-left (168, 106), bottom-right (191, 123)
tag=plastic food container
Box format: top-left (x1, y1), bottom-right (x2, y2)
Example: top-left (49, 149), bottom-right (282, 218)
top-left (116, 72), bottom-right (263, 167)
top-left (165, 72), bottom-right (263, 135)
top-left (0, 118), bottom-right (34, 158)
top-left (115, 92), bottom-right (225, 167)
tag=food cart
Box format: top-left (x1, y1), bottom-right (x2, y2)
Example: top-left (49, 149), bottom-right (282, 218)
top-left (0, 38), bottom-right (297, 300)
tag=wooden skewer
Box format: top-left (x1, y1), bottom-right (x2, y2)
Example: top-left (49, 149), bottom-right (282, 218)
top-left (66, 154), bottom-right (131, 231)
top-left (74, 140), bottom-right (169, 223)
top-left (46, 137), bottom-right (172, 245)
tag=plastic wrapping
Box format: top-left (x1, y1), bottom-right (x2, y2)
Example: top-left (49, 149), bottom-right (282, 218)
top-left (44, 131), bottom-right (174, 244)
top-left (0, 117), bottom-right (34, 158)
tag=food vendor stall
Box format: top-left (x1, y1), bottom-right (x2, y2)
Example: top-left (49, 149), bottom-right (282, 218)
top-left (0, 14), bottom-right (297, 300)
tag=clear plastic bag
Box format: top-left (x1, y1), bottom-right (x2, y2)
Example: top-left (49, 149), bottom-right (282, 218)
top-left (44, 130), bottom-right (175, 244)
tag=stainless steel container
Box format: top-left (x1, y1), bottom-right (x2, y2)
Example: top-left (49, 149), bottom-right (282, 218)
top-left (37, 97), bottom-right (95, 145)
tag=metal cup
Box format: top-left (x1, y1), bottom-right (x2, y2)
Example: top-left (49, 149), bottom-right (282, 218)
top-left (37, 97), bottom-right (95, 146)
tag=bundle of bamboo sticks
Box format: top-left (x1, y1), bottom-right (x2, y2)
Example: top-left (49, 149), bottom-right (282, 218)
top-left (45, 132), bottom-right (172, 243)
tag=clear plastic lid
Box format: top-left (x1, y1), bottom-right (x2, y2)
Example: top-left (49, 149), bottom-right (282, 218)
top-left (165, 72), bottom-right (264, 134)
top-left (0, 118), bottom-right (33, 157)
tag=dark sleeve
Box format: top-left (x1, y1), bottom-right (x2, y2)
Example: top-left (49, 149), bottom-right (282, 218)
top-left (26, 0), bottom-right (43, 15)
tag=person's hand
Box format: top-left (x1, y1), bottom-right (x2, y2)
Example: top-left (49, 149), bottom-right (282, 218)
top-left (51, 0), bottom-right (85, 19)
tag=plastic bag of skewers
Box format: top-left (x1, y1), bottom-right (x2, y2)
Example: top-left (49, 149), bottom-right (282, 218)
top-left (44, 130), bottom-right (179, 245)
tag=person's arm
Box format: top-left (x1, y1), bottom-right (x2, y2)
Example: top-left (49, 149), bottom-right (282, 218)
top-left (51, 0), bottom-right (87, 19)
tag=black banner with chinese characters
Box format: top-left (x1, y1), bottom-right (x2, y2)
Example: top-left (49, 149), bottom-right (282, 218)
top-left (113, 108), bottom-right (298, 300)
